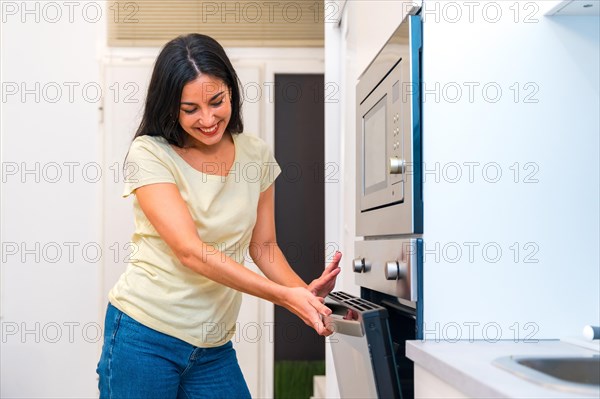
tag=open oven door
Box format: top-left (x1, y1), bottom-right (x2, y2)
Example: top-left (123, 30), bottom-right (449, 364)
top-left (326, 292), bottom-right (403, 399)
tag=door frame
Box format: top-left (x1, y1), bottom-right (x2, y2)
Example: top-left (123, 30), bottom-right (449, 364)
top-left (99, 49), bottom-right (325, 399)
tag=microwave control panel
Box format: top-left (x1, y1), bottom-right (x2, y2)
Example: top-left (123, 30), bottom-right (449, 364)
top-left (389, 78), bottom-right (404, 197)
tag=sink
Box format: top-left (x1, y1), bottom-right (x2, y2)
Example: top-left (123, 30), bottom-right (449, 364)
top-left (517, 357), bottom-right (600, 385)
top-left (493, 355), bottom-right (600, 397)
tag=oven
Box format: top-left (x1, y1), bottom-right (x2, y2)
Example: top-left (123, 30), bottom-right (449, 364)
top-left (328, 238), bottom-right (423, 399)
top-left (328, 11), bottom-right (424, 399)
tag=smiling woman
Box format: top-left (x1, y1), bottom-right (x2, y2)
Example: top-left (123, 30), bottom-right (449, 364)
top-left (179, 76), bottom-right (232, 140)
top-left (95, 33), bottom-right (342, 399)
top-left (175, 76), bottom-right (236, 176)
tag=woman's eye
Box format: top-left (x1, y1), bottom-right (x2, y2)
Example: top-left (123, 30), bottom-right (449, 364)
top-left (211, 100), bottom-right (224, 107)
top-left (182, 109), bottom-right (196, 114)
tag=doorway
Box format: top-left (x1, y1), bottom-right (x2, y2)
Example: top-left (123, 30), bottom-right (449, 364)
top-left (273, 73), bottom-right (325, 398)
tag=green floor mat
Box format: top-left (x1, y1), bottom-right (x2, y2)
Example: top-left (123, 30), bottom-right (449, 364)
top-left (274, 360), bottom-right (325, 399)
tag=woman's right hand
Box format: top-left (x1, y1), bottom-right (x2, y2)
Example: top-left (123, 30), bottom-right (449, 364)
top-left (281, 287), bottom-right (333, 336)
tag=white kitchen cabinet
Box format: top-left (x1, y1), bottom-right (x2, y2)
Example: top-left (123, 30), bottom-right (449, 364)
top-left (414, 365), bottom-right (469, 399)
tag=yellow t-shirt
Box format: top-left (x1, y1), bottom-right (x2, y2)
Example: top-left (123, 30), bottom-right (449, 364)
top-left (109, 133), bottom-right (281, 347)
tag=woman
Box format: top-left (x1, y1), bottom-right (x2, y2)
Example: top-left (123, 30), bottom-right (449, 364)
top-left (96, 33), bottom-right (341, 398)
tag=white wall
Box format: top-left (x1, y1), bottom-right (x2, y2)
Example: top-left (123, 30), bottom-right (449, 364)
top-left (1, 1), bottom-right (106, 397)
top-left (420, 0), bottom-right (599, 341)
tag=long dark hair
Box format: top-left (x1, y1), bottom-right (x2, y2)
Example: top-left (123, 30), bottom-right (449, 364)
top-left (134, 33), bottom-right (244, 147)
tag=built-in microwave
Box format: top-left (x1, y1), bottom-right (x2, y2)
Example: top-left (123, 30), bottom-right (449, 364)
top-left (356, 15), bottom-right (423, 237)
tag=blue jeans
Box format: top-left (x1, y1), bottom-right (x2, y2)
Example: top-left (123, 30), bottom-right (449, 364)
top-left (96, 303), bottom-right (251, 399)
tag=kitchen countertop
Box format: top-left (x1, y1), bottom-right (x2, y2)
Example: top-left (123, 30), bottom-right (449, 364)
top-left (406, 339), bottom-right (600, 399)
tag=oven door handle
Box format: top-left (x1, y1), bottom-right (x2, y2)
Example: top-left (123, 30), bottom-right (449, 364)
top-left (324, 304), bottom-right (364, 337)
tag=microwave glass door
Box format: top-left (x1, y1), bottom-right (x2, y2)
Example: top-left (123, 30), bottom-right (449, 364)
top-left (359, 59), bottom-right (404, 213)
top-left (363, 96), bottom-right (387, 195)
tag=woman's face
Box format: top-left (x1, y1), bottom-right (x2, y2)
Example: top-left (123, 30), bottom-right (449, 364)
top-left (178, 74), bottom-right (232, 148)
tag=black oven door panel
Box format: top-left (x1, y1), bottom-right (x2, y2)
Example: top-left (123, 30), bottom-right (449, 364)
top-left (361, 287), bottom-right (419, 399)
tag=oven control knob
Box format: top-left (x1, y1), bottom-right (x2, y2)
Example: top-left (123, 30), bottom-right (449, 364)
top-left (389, 157), bottom-right (405, 174)
top-left (353, 258), bottom-right (365, 273)
top-left (385, 261), bottom-right (407, 280)
top-left (353, 258), bottom-right (371, 273)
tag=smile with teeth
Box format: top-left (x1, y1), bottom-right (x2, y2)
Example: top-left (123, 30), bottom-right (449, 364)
top-left (197, 123), bottom-right (219, 135)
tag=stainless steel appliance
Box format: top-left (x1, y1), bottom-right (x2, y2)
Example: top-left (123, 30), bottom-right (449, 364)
top-left (332, 237), bottom-right (422, 399)
top-left (330, 11), bottom-right (423, 399)
top-left (352, 238), bottom-right (423, 399)
top-left (356, 14), bottom-right (423, 237)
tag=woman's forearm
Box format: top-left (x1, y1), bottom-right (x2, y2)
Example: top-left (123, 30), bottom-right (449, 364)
top-left (178, 241), bottom-right (287, 305)
top-left (249, 242), bottom-right (307, 288)
top-left (178, 240), bottom-right (333, 336)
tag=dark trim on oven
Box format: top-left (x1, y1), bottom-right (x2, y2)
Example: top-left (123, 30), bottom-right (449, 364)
top-left (360, 199), bottom-right (403, 213)
top-left (411, 15), bottom-right (424, 235)
top-left (416, 238), bottom-right (424, 340)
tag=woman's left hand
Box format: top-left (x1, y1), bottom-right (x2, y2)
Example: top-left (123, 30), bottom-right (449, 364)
top-left (308, 251), bottom-right (342, 298)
